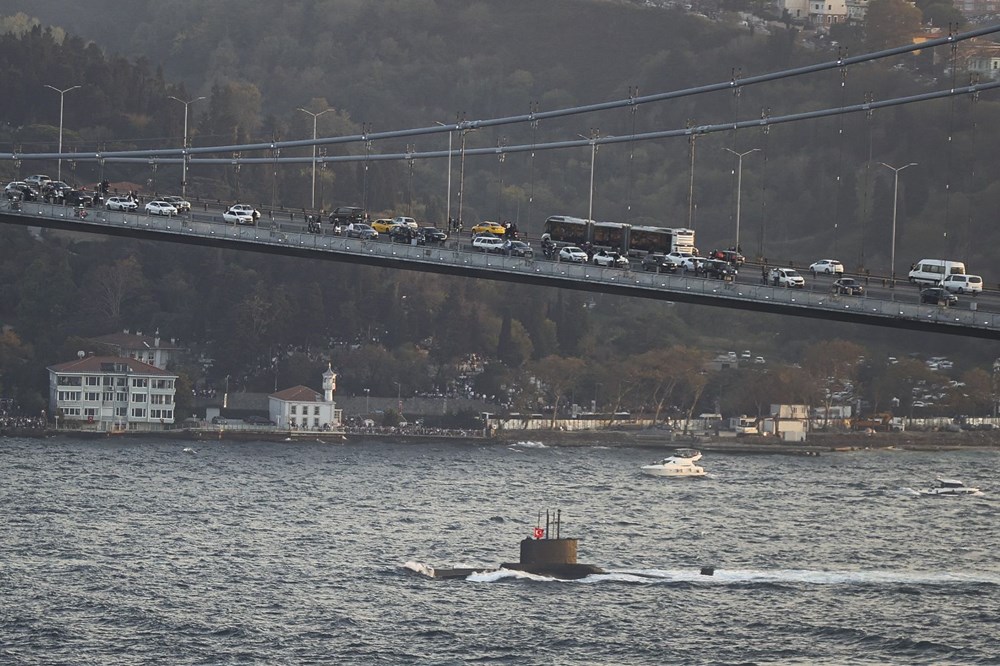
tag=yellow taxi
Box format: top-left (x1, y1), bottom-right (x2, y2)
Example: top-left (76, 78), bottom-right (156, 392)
top-left (371, 218), bottom-right (399, 234)
top-left (471, 221), bottom-right (506, 236)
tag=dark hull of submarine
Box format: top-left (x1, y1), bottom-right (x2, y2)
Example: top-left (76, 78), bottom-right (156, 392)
top-left (431, 537), bottom-right (604, 580)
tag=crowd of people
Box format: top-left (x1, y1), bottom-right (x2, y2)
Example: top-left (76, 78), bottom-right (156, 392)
top-left (0, 399), bottom-right (45, 431)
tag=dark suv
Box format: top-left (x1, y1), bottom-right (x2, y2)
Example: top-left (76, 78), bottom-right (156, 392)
top-left (330, 206), bottom-right (367, 226)
top-left (64, 189), bottom-right (94, 207)
top-left (701, 259), bottom-right (738, 280)
top-left (641, 253), bottom-right (677, 273)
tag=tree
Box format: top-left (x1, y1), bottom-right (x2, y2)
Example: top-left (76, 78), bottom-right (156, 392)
top-left (534, 355), bottom-right (586, 427)
top-left (864, 0), bottom-right (923, 52)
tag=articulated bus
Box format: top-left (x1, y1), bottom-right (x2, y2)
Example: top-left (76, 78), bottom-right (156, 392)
top-left (541, 215), bottom-right (695, 256)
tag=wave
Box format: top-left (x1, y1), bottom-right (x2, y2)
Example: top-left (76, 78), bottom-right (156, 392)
top-left (417, 565), bottom-right (1000, 586)
top-left (507, 441), bottom-right (548, 449)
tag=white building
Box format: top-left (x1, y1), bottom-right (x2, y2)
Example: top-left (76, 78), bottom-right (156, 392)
top-left (809, 0), bottom-right (848, 25)
top-left (268, 364), bottom-right (342, 431)
top-left (48, 355), bottom-right (178, 431)
top-left (87, 329), bottom-right (186, 370)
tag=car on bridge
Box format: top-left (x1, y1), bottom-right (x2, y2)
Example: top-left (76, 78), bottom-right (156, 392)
top-left (558, 246), bottom-right (589, 263)
top-left (161, 195), bottom-right (191, 212)
top-left (418, 227), bottom-right (448, 243)
top-left (24, 174), bottom-right (51, 188)
top-left (941, 273), bottom-right (982, 296)
top-left (330, 206), bottom-right (367, 227)
top-left (145, 200), bottom-right (178, 216)
top-left (641, 253), bottom-right (678, 273)
top-left (505, 240), bottom-right (533, 257)
top-left (770, 267), bottom-right (805, 288)
top-left (471, 221), bottom-right (507, 236)
top-left (708, 249), bottom-right (745, 265)
top-left (228, 203), bottom-right (260, 222)
top-left (371, 218), bottom-right (400, 234)
top-left (920, 287), bottom-right (958, 306)
top-left (809, 259), bottom-right (844, 275)
top-left (63, 190), bottom-right (94, 207)
top-left (473, 235), bottom-right (505, 253)
top-left (701, 259), bottom-right (737, 280)
top-left (831, 277), bottom-right (865, 295)
top-left (663, 251), bottom-right (697, 269)
top-left (4, 181), bottom-right (39, 201)
top-left (223, 207), bottom-right (255, 225)
top-left (592, 250), bottom-right (629, 268)
top-left (392, 216), bottom-right (419, 230)
top-left (345, 223), bottom-right (378, 240)
top-left (106, 196), bottom-right (138, 212)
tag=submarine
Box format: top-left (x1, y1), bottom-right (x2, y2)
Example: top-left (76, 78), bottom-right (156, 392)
top-left (422, 510), bottom-right (605, 581)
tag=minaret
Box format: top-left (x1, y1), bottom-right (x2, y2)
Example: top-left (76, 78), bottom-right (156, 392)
top-left (322, 363), bottom-right (337, 403)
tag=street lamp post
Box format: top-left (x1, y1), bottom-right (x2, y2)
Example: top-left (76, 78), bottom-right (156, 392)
top-left (458, 125), bottom-right (477, 232)
top-left (880, 161), bottom-right (917, 287)
top-left (724, 147), bottom-right (759, 252)
top-left (297, 107), bottom-right (334, 211)
top-left (435, 121), bottom-right (454, 229)
top-left (578, 131), bottom-right (599, 223)
top-left (364, 388), bottom-right (370, 415)
top-left (169, 95), bottom-right (205, 200)
top-left (44, 84), bottom-right (81, 182)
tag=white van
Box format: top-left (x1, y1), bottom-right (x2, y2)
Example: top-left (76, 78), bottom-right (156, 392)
top-left (907, 259), bottom-right (965, 286)
top-left (941, 273), bottom-right (983, 295)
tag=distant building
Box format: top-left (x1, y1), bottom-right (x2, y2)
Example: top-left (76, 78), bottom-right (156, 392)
top-left (761, 404), bottom-right (809, 442)
top-left (269, 364), bottom-right (342, 431)
top-left (86, 329), bottom-right (187, 370)
top-left (47, 355), bottom-right (178, 431)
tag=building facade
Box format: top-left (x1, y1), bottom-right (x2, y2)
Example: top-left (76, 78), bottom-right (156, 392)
top-left (268, 365), bottom-right (342, 431)
top-left (86, 329), bottom-right (186, 370)
top-left (48, 355), bottom-right (178, 431)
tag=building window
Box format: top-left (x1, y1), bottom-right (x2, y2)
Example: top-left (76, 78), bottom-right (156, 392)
top-left (131, 408), bottom-right (146, 418)
top-left (84, 408), bottom-right (98, 417)
top-left (85, 392), bottom-right (100, 402)
top-left (116, 392), bottom-right (128, 402)
top-left (102, 391), bottom-right (114, 401)
top-left (290, 405), bottom-right (297, 415)
top-left (314, 418), bottom-right (320, 428)
top-left (115, 407), bottom-right (127, 416)
top-left (57, 376), bottom-right (82, 386)
top-left (85, 376), bottom-right (101, 386)
top-left (131, 378), bottom-right (148, 388)
top-left (132, 393), bottom-right (147, 403)
top-left (313, 406), bottom-right (320, 415)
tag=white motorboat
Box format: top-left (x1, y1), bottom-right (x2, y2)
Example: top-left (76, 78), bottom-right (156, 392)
top-left (918, 478), bottom-right (983, 497)
top-left (640, 448), bottom-right (707, 477)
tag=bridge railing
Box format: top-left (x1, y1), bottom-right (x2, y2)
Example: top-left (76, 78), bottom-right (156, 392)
top-left (10, 201), bottom-right (1000, 334)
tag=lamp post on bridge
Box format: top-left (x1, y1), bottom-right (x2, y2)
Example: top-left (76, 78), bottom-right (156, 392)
top-left (169, 95), bottom-right (205, 200)
top-left (724, 147), bottom-right (759, 253)
top-left (457, 123), bottom-right (478, 233)
top-left (577, 130), bottom-right (600, 223)
top-left (435, 121), bottom-right (454, 229)
top-left (297, 107), bottom-right (335, 211)
top-left (879, 161), bottom-right (917, 288)
top-left (44, 84), bottom-right (81, 182)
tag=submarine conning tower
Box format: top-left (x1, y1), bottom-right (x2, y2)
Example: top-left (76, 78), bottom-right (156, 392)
top-left (501, 509), bottom-right (604, 579)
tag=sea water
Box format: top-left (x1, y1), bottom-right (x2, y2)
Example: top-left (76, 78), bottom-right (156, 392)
top-left (1, 437), bottom-right (997, 665)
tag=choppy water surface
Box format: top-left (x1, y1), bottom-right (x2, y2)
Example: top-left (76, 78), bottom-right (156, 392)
top-left (1, 436), bottom-right (998, 665)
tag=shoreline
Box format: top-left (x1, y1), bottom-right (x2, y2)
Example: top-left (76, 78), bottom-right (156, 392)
top-left (3, 427), bottom-right (999, 453)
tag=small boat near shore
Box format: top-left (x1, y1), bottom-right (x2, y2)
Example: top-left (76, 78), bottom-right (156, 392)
top-left (918, 478), bottom-right (983, 497)
top-left (640, 448), bottom-right (707, 477)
